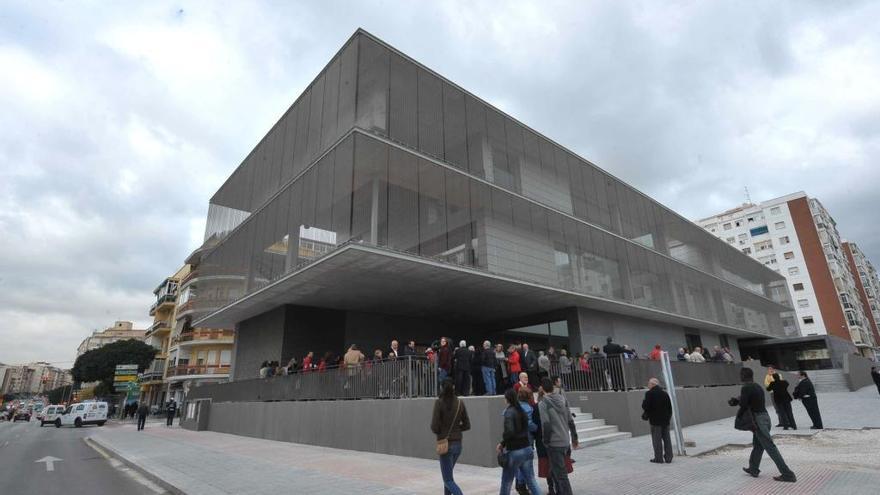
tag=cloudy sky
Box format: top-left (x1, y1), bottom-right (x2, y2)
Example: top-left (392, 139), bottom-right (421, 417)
top-left (1, 1), bottom-right (878, 367)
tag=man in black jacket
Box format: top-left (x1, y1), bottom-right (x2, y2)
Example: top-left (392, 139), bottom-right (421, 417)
top-left (766, 373), bottom-right (796, 430)
top-left (792, 371), bottom-right (823, 429)
top-left (453, 341), bottom-right (473, 396)
top-left (603, 337), bottom-right (624, 390)
top-left (730, 367), bottom-right (796, 483)
top-left (642, 378), bottom-right (673, 463)
top-left (520, 343), bottom-right (538, 387)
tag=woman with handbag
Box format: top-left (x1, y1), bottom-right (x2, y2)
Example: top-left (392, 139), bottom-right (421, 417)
top-left (431, 379), bottom-right (470, 495)
top-left (498, 388), bottom-right (543, 494)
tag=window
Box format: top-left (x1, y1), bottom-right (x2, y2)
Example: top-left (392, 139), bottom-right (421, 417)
top-left (220, 350), bottom-right (232, 365)
top-left (726, 237), bottom-right (735, 243)
top-left (784, 251), bottom-right (794, 260)
top-left (779, 236), bottom-right (790, 245)
top-left (793, 283), bottom-right (805, 291)
top-left (735, 221), bottom-right (741, 227)
top-left (770, 206), bottom-right (781, 215)
top-left (723, 223), bottom-right (732, 230)
top-left (802, 316), bottom-right (815, 325)
top-left (742, 248), bottom-right (752, 254)
top-left (775, 221), bottom-right (786, 230)
top-left (749, 226), bottom-right (769, 236)
top-left (747, 217), bottom-right (754, 222)
top-left (797, 299), bottom-right (809, 308)
top-left (788, 266), bottom-right (799, 276)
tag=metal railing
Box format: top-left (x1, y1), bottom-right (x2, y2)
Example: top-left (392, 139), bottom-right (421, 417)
top-left (549, 356), bottom-right (742, 392)
top-left (179, 329), bottom-right (234, 342)
top-left (167, 365), bottom-right (231, 377)
top-left (187, 356), bottom-right (437, 402)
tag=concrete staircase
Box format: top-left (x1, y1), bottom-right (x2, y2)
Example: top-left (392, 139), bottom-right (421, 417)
top-left (808, 369), bottom-right (850, 393)
top-left (569, 406), bottom-right (631, 446)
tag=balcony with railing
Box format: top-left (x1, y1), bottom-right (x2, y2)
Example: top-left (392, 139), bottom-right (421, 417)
top-left (180, 269), bottom-right (199, 287)
top-left (178, 329), bottom-right (234, 345)
top-left (149, 293), bottom-right (178, 316)
top-left (140, 358), bottom-right (167, 383)
top-left (166, 364), bottom-right (231, 378)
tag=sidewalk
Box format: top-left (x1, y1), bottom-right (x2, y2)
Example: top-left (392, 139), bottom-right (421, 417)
top-left (91, 386), bottom-right (880, 495)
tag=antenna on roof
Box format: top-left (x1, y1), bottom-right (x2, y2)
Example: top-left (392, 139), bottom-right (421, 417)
top-left (744, 186), bottom-right (752, 205)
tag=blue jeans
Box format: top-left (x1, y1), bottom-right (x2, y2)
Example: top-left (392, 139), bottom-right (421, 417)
top-left (439, 368), bottom-right (449, 386)
top-left (482, 367), bottom-right (496, 395)
top-left (439, 441), bottom-right (463, 495)
top-left (500, 446), bottom-right (542, 495)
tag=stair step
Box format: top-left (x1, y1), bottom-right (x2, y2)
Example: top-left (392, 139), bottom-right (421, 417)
top-left (576, 425), bottom-right (620, 439)
top-left (572, 412), bottom-right (593, 420)
top-left (573, 418), bottom-right (605, 428)
top-left (580, 432), bottom-right (632, 447)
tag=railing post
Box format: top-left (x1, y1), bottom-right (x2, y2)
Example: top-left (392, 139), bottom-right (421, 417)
top-left (661, 351), bottom-right (686, 456)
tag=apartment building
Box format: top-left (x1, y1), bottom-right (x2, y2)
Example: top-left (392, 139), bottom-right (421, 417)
top-left (843, 241), bottom-right (880, 349)
top-left (0, 362), bottom-right (72, 395)
top-left (76, 321), bottom-right (147, 357)
top-left (164, 253), bottom-right (234, 404)
top-left (139, 269), bottom-right (184, 408)
top-left (698, 192), bottom-right (875, 357)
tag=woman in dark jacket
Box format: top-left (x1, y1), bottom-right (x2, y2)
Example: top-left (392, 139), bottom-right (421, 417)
top-left (431, 379), bottom-right (470, 495)
top-left (766, 373), bottom-right (797, 430)
top-left (498, 389), bottom-right (542, 494)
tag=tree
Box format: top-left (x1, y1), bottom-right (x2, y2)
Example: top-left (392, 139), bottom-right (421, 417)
top-left (71, 339), bottom-right (156, 396)
top-left (46, 385), bottom-right (72, 405)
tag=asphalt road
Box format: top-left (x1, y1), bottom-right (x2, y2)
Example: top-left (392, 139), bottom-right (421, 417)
top-left (0, 418), bottom-right (160, 494)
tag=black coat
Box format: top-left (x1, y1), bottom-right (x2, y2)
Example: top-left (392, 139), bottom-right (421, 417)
top-left (792, 378), bottom-right (816, 400)
top-left (521, 350), bottom-right (538, 371)
top-left (603, 342), bottom-right (624, 357)
top-left (767, 378), bottom-right (792, 403)
top-left (454, 347), bottom-right (473, 372)
top-left (872, 369), bottom-right (880, 385)
top-left (481, 348), bottom-right (496, 368)
top-left (642, 386), bottom-right (673, 426)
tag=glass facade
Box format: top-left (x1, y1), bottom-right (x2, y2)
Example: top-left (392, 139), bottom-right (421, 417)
top-left (195, 31), bottom-right (794, 337)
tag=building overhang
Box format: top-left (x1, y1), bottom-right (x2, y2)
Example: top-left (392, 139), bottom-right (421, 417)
top-left (195, 244), bottom-right (777, 338)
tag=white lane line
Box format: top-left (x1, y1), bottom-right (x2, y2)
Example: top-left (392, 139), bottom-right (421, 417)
top-left (84, 438), bottom-right (167, 494)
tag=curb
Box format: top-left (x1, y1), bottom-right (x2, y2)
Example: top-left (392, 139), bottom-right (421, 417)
top-left (693, 428), bottom-right (829, 457)
top-left (86, 436), bottom-right (186, 495)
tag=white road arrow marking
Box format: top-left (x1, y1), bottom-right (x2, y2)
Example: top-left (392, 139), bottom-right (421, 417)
top-left (35, 456), bottom-right (62, 472)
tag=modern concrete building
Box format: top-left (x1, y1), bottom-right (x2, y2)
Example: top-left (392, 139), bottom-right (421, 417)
top-left (76, 321), bottom-right (147, 358)
top-left (697, 192), bottom-right (876, 361)
top-left (192, 29), bottom-right (796, 381)
top-left (843, 241), bottom-right (880, 354)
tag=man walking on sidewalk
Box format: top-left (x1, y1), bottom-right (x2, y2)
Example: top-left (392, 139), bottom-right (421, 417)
top-left (538, 378), bottom-right (579, 495)
top-left (165, 399), bottom-right (177, 427)
top-left (136, 402), bottom-right (149, 431)
top-left (792, 371), bottom-right (823, 429)
top-left (642, 378), bottom-right (673, 464)
top-left (730, 367), bottom-right (796, 483)
top-left (871, 367), bottom-right (880, 396)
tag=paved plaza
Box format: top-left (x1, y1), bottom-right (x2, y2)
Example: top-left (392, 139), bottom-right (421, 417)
top-left (91, 387), bottom-right (880, 494)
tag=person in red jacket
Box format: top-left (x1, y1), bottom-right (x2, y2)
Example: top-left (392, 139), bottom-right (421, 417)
top-left (649, 345), bottom-right (662, 361)
top-left (507, 344), bottom-right (522, 386)
top-left (302, 351), bottom-right (314, 372)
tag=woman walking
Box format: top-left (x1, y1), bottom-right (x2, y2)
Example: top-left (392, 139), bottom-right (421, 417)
top-left (498, 388), bottom-right (543, 494)
top-left (431, 379), bottom-right (471, 495)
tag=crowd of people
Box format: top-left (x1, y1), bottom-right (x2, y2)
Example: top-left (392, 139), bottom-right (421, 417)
top-left (257, 337), bottom-right (739, 399)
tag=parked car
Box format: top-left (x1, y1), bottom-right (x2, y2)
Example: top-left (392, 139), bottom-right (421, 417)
top-left (55, 401), bottom-right (108, 428)
top-left (13, 410), bottom-right (31, 422)
top-left (39, 405), bottom-right (66, 427)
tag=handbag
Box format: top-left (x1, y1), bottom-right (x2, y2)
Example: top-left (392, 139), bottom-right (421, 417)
top-left (734, 407), bottom-right (757, 431)
top-left (497, 449), bottom-right (509, 467)
top-left (436, 400), bottom-right (461, 455)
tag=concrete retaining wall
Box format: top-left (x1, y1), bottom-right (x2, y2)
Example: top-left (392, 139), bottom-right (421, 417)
top-left (844, 353), bottom-right (875, 391)
top-left (205, 395), bottom-right (506, 467)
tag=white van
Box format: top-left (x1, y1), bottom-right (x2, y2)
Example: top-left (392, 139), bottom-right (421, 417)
top-left (39, 405), bottom-right (66, 427)
top-left (56, 401), bottom-right (108, 428)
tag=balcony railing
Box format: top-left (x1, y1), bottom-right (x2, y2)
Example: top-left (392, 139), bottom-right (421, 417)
top-left (167, 364), bottom-right (231, 377)
top-left (179, 329), bottom-right (234, 342)
top-left (180, 270), bottom-right (199, 287)
top-left (149, 320), bottom-right (171, 333)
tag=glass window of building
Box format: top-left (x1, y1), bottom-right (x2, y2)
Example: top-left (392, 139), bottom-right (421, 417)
top-left (788, 266), bottom-right (800, 276)
top-left (770, 206), bottom-right (781, 215)
top-left (779, 236), bottom-right (790, 244)
top-left (783, 251), bottom-right (794, 260)
top-left (775, 221), bottom-right (786, 230)
top-left (802, 316), bottom-right (814, 324)
top-left (793, 283), bottom-right (805, 291)
top-left (723, 223), bottom-right (732, 230)
top-left (797, 299), bottom-right (809, 308)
